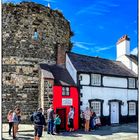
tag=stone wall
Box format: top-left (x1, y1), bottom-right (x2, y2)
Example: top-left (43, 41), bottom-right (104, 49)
top-left (2, 2), bottom-right (72, 122)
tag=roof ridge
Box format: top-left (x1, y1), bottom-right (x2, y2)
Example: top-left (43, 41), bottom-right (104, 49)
top-left (68, 52), bottom-right (116, 62)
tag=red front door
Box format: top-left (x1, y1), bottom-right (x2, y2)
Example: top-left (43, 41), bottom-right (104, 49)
top-left (56, 108), bottom-right (66, 130)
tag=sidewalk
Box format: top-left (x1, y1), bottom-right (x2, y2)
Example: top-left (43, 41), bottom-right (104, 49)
top-left (2, 123), bottom-right (138, 140)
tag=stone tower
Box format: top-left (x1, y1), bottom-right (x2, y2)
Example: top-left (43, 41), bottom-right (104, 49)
top-left (2, 2), bottom-right (73, 122)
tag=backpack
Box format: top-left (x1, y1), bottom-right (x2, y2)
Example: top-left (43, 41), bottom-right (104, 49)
top-left (31, 112), bottom-right (43, 125)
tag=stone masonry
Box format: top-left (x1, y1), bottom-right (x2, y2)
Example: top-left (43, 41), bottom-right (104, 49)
top-left (2, 2), bottom-right (73, 122)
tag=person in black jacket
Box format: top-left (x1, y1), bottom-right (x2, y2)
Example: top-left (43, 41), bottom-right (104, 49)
top-left (31, 108), bottom-right (46, 140)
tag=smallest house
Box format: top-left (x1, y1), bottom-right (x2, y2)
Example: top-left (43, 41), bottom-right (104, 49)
top-left (39, 64), bottom-right (79, 131)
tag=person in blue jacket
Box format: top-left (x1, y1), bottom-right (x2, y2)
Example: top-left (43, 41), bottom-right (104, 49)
top-left (31, 108), bottom-right (46, 140)
top-left (54, 114), bottom-right (61, 134)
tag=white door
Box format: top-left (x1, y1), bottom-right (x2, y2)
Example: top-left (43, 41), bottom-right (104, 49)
top-left (111, 102), bottom-right (119, 124)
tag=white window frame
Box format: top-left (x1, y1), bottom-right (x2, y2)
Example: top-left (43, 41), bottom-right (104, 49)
top-left (91, 74), bottom-right (101, 86)
top-left (62, 87), bottom-right (70, 96)
top-left (128, 78), bottom-right (135, 88)
top-left (91, 101), bottom-right (101, 116)
top-left (129, 102), bottom-right (136, 116)
top-left (136, 79), bottom-right (138, 88)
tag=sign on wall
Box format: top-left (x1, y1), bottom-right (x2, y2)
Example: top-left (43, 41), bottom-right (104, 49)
top-left (62, 98), bottom-right (73, 106)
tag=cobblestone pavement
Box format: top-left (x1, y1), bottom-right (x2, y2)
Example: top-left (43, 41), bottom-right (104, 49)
top-left (2, 123), bottom-right (138, 140)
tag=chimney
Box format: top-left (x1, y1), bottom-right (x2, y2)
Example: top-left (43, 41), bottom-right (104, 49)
top-left (116, 35), bottom-right (130, 59)
top-left (56, 44), bottom-right (66, 66)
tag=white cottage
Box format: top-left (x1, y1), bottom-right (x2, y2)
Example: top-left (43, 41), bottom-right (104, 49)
top-left (66, 36), bottom-right (138, 125)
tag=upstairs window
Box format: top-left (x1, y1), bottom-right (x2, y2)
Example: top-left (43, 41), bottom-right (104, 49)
top-left (136, 80), bottom-right (138, 88)
top-left (62, 87), bottom-right (70, 96)
top-left (91, 74), bottom-right (101, 86)
top-left (128, 78), bottom-right (135, 88)
top-left (79, 75), bottom-right (82, 81)
top-left (128, 102), bottom-right (136, 116)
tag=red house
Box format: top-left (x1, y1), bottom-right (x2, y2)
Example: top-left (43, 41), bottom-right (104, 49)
top-left (40, 64), bottom-right (79, 131)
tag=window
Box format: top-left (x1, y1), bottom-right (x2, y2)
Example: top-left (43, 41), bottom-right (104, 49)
top-left (62, 87), bottom-right (70, 96)
top-left (91, 74), bottom-right (101, 86)
top-left (129, 102), bottom-right (136, 115)
top-left (79, 75), bottom-right (82, 81)
top-left (33, 28), bottom-right (39, 40)
top-left (5, 76), bottom-right (11, 81)
top-left (128, 78), bottom-right (135, 88)
top-left (136, 80), bottom-right (138, 88)
top-left (91, 101), bottom-right (101, 116)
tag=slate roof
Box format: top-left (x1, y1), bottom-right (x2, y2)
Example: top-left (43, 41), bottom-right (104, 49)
top-left (67, 52), bottom-right (137, 78)
top-left (125, 54), bottom-right (138, 65)
top-left (40, 64), bottom-right (76, 86)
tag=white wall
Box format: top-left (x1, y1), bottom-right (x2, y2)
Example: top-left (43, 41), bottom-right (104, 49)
top-left (117, 55), bottom-right (138, 74)
top-left (131, 61), bottom-right (138, 74)
top-left (79, 74), bottom-right (90, 85)
top-left (117, 55), bottom-right (131, 69)
top-left (66, 54), bottom-right (77, 83)
top-left (117, 40), bottom-right (130, 58)
top-left (103, 76), bottom-right (127, 88)
top-left (80, 86), bottom-right (138, 116)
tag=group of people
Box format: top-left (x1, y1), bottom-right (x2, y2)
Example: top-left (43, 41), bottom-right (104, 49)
top-left (30, 105), bottom-right (75, 140)
top-left (80, 107), bottom-right (101, 132)
top-left (7, 105), bottom-right (100, 140)
top-left (7, 106), bottom-right (21, 139)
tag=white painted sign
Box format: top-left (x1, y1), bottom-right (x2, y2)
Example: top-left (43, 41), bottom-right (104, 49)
top-left (62, 98), bottom-right (73, 106)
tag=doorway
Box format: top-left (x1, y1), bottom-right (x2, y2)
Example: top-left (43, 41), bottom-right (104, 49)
top-left (56, 108), bottom-right (66, 130)
top-left (111, 102), bottom-right (119, 124)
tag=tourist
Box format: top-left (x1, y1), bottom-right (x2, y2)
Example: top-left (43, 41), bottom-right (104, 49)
top-left (84, 107), bottom-right (91, 132)
top-left (30, 108), bottom-right (46, 140)
top-left (90, 110), bottom-right (96, 131)
top-left (54, 114), bottom-right (61, 134)
top-left (7, 110), bottom-right (13, 136)
top-left (92, 111), bottom-right (97, 130)
top-left (47, 104), bottom-right (55, 135)
top-left (80, 111), bottom-right (85, 129)
top-left (68, 106), bottom-right (74, 132)
top-left (14, 106), bottom-right (21, 135)
top-left (12, 108), bottom-right (20, 139)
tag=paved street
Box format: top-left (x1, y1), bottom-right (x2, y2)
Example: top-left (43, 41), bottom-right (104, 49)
top-left (2, 123), bottom-right (138, 140)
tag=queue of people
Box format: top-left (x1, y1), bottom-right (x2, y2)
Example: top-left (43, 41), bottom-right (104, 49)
top-left (7, 105), bottom-right (101, 140)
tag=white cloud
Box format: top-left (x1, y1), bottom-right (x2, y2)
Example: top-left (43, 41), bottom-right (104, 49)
top-left (89, 45), bottom-right (114, 53)
top-left (131, 47), bottom-right (138, 55)
top-left (74, 42), bottom-right (90, 50)
top-left (76, 1), bottom-right (119, 16)
top-left (44, 0), bottom-right (56, 3)
top-left (74, 41), bottom-right (95, 46)
top-left (74, 41), bottom-right (114, 53)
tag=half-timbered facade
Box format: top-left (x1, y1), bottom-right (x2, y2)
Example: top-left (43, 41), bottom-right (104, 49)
top-left (66, 52), bottom-right (138, 125)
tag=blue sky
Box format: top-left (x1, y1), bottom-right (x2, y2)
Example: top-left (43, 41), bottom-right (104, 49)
top-left (3, 0), bottom-right (138, 60)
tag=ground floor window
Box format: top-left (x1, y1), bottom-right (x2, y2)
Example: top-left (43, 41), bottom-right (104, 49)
top-left (91, 101), bottom-right (101, 116)
top-left (128, 102), bottom-right (136, 116)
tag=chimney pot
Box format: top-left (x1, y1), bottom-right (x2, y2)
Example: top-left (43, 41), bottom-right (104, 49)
top-left (116, 34), bottom-right (130, 45)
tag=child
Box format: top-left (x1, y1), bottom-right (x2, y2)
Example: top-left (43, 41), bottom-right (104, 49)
top-left (7, 110), bottom-right (13, 136)
top-left (54, 114), bottom-right (61, 134)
